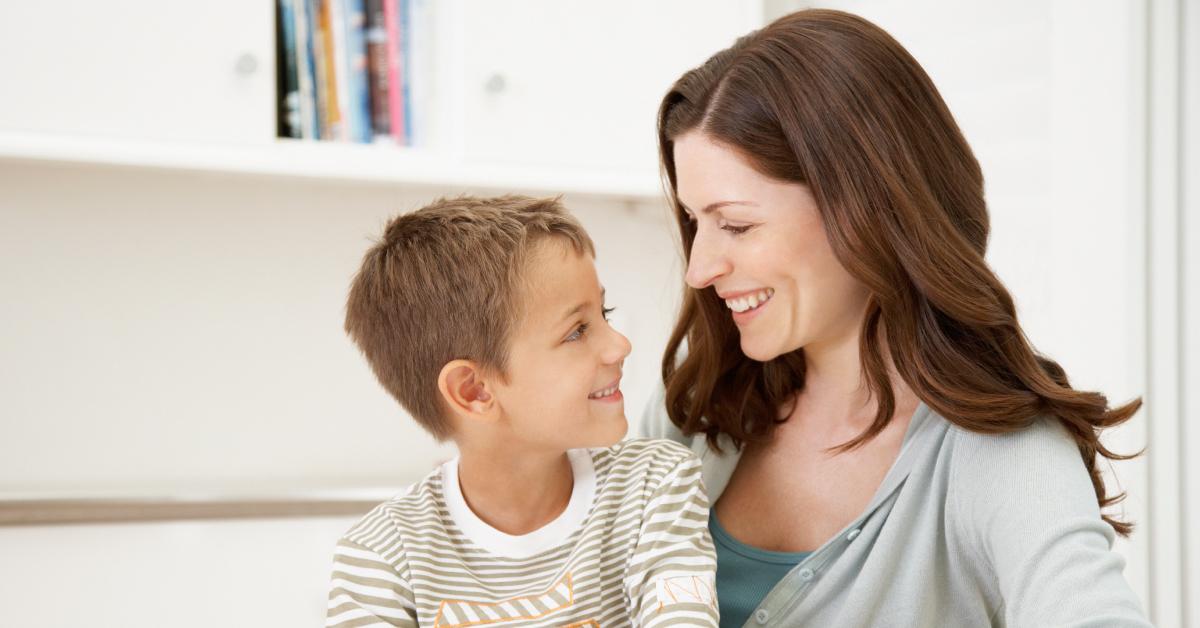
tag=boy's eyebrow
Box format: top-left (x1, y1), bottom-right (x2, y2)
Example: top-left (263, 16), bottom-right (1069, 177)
top-left (679, 200), bottom-right (758, 215)
top-left (556, 288), bottom-right (606, 326)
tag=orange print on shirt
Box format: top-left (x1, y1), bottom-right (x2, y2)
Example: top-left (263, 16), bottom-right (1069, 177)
top-left (433, 573), bottom-right (593, 628)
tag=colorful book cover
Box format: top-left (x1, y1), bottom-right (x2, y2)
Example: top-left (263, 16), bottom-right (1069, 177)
top-left (294, 0), bottom-right (319, 138)
top-left (382, 0), bottom-right (407, 145)
top-left (276, 0), bottom-right (301, 138)
top-left (341, 0), bottom-right (372, 143)
top-left (364, 0), bottom-right (391, 140)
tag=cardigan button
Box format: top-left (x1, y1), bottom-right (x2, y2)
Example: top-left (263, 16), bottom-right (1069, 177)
top-left (754, 608), bottom-right (770, 624)
top-left (847, 528), bottom-right (861, 541)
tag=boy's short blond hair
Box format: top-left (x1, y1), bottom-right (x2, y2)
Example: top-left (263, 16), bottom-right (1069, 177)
top-left (344, 195), bottom-right (595, 440)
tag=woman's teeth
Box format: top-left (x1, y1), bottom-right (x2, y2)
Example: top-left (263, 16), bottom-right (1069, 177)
top-left (725, 288), bottom-right (774, 313)
top-left (588, 385), bottom-right (618, 400)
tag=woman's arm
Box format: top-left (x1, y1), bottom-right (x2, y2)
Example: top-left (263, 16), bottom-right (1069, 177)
top-left (948, 419), bottom-right (1150, 627)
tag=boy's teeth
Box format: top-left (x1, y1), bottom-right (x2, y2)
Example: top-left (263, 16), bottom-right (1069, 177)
top-left (725, 288), bottom-right (773, 313)
top-left (589, 386), bottom-right (617, 399)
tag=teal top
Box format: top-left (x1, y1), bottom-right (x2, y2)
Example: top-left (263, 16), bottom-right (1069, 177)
top-left (710, 511), bottom-right (810, 628)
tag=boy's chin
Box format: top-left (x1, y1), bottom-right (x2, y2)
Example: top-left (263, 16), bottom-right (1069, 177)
top-left (573, 417), bottom-right (628, 449)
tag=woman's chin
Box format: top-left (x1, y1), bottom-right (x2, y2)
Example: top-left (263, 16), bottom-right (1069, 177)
top-left (739, 336), bottom-right (785, 363)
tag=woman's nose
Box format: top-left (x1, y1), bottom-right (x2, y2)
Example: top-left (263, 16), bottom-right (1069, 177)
top-left (685, 230), bottom-right (731, 289)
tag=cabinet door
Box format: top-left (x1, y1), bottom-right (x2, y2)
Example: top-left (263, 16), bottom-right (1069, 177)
top-left (457, 0), bottom-right (761, 173)
top-left (0, 0), bottom-right (274, 145)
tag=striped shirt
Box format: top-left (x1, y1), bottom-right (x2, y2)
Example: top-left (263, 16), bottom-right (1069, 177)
top-left (326, 438), bottom-right (718, 627)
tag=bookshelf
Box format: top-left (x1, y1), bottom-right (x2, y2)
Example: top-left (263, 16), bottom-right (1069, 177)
top-left (0, 1), bottom-right (765, 202)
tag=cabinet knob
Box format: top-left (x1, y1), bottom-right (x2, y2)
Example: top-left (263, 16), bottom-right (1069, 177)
top-left (234, 53), bottom-right (259, 77)
top-left (483, 73), bottom-right (507, 94)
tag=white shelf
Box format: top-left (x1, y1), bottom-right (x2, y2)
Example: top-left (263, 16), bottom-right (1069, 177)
top-left (0, 131), bottom-right (665, 201)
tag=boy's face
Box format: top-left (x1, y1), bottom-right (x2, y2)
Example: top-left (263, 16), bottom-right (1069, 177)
top-left (489, 240), bottom-right (631, 452)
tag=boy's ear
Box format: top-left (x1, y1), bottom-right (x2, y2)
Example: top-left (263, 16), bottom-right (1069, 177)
top-left (437, 359), bottom-right (497, 421)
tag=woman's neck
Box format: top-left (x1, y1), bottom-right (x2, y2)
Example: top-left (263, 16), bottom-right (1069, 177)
top-left (798, 326), bottom-right (918, 437)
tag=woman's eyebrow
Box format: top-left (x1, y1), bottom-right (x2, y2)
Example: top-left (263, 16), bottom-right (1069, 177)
top-left (680, 200), bottom-right (758, 215)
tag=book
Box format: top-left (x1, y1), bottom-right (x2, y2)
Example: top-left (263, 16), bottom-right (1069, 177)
top-left (330, 0), bottom-right (351, 141)
top-left (315, 0), bottom-right (344, 140)
top-left (275, 0), bottom-right (299, 138)
top-left (398, 0), bottom-right (412, 146)
top-left (341, 0), bottom-right (372, 143)
top-left (364, 0), bottom-right (391, 140)
top-left (405, 0), bottom-right (432, 147)
top-left (382, 0), bottom-right (407, 145)
top-left (294, 0), bottom-right (319, 138)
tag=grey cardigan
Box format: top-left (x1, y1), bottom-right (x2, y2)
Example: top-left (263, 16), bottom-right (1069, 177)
top-left (639, 389), bottom-right (1150, 627)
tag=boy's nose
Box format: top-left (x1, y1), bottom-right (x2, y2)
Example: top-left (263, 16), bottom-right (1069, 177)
top-left (603, 326), bottom-right (632, 364)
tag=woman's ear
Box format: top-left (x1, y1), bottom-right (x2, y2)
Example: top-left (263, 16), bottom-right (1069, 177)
top-left (437, 359), bottom-right (496, 422)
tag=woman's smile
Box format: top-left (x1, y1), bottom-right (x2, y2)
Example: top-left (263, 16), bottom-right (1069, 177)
top-left (721, 288), bottom-right (774, 324)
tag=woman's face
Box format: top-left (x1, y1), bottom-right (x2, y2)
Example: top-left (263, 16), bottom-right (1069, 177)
top-left (673, 131), bottom-right (871, 362)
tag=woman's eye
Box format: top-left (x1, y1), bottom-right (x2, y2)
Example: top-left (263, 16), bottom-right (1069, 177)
top-left (722, 224), bottom-right (752, 235)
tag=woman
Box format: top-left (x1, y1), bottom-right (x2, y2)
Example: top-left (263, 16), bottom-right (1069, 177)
top-left (640, 9), bottom-right (1150, 627)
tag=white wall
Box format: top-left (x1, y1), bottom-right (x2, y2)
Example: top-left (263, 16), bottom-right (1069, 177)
top-left (0, 163), bottom-right (681, 495)
top-left (0, 516), bottom-right (360, 626)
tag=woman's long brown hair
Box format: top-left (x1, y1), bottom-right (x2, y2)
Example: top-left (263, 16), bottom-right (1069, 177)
top-left (657, 9), bottom-right (1141, 535)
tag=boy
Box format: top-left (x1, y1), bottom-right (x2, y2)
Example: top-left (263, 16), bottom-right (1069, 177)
top-left (327, 195), bottom-right (718, 627)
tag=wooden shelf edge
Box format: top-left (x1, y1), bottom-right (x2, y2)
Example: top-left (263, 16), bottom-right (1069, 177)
top-left (0, 493), bottom-right (395, 526)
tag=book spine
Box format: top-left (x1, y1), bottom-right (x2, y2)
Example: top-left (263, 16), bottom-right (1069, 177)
top-left (307, 0), bottom-right (328, 138)
top-left (364, 0), bottom-right (391, 140)
top-left (277, 0), bottom-right (301, 138)
top-left (405, 0), bottom-right (431, 147)
top-left (294, 0), bottom-right (318, 139)
top-left (317, 0), bottom-right (343, 140)
top-left (382, 0), bottom-right (407, 145)
top-left (398, 0), bottom-right (412, 146)
top-left (342, 0), bottom-right (372, 143)
top-left (330, 0), bottom-right (351, 141)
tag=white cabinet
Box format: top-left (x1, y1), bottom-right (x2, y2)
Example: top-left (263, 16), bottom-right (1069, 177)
top-left (456, 1), bottom-right (760, 173)
top-left (0, 0), bottom-right (274, 145)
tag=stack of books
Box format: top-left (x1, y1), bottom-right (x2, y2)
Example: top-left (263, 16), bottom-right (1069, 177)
top-left (276, 0), bottom-right (432, 145)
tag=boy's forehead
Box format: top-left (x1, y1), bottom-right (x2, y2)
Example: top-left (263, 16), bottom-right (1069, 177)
top-left (515, 241), bottom-right (598, 324)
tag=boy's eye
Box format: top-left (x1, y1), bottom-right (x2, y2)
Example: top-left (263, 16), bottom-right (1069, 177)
top-left (602, 306), bottom-right (615, 321)
top-left (565, 323), bottom-right (589, 343)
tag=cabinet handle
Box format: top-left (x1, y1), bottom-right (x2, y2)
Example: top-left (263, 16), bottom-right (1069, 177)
top-left (484, 73), bottom-right (507, 94)
top-left (235, 52), bottom-right (259, 77)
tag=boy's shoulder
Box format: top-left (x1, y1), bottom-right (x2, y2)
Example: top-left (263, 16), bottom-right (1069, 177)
top-left (339, 464), bottom-right (446, 549)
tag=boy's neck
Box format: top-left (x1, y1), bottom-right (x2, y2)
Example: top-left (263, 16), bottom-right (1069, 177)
top-left (454, 445), bottom-right (575, 536)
